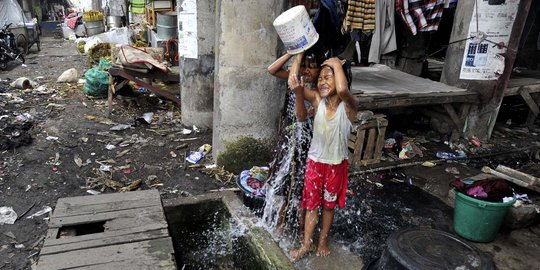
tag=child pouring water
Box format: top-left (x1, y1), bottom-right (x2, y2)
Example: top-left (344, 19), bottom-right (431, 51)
top-left (288, 53), bottom-right (358, 260)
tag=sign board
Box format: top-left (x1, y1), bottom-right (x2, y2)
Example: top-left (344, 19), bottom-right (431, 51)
top-left (178, 0), bottom-right (198, 59)
top-left (459, 0), bottom-right (519, 80)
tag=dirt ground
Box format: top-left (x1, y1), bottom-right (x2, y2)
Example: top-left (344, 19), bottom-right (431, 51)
top-left (0, 38), bottom-right (228, 270)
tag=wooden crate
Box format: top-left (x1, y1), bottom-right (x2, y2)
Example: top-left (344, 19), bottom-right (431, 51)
top-left (348, 117), bottom-right (388, 167)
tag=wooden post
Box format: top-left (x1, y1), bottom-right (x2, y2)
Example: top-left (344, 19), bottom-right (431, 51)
top-left (441, 0), bottom-right (533, 141)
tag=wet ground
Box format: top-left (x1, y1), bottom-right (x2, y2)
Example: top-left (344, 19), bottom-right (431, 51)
top-left (0, 38), bottom-right (225, 270)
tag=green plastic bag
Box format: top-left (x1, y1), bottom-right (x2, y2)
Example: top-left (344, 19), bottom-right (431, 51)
top-left (83, 58), bottom-right (111, 97)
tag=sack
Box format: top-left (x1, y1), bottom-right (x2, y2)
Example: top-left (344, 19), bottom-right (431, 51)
top-left (83, 58), bottom-right (111, 97)
top-left (57, 68), bottom-right (79, 83)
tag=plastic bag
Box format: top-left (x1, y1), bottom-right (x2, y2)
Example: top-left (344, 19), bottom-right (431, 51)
top-left (57, 68), bottom-right (79, 83)
top-left (83, 58), bottom-right (111, 97)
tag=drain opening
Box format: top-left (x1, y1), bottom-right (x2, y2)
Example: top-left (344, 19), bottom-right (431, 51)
top-left (56, 221), bottom-right (106, 239)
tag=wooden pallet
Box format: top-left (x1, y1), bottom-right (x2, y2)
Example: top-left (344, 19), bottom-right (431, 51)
top-left (348, 117), bottom-right (388, 167)
top-left (37, 190), bottom-right (176, 270)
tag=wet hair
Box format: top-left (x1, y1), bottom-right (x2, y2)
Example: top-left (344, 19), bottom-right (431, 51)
top-left (320, 60), bottom-right (353, 90)
top-left (304, 48), bottom-right (326, 67)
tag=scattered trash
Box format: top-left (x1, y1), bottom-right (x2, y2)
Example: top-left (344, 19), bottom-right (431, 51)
top-left (193, 125), bottom-right (200, 133)
top-left (14, 244), bottom-right (25, 249)
top-left (120, 179), bottom-right (142, 192)
top-left (74, 155), bottom-right (83, 168)
top-left (200, 165), bottom-right (235, 184)
top-left (86, 190), bottom-right (101, 195)
top-left (46, 136), bottom-right (59, 141)
top-left (471, 136), bottom-right (481, 147)
top-left (99, 164), bottom-right (112, 172)
top-left (170, 151), bottom-right (177, 158)
top-left (436, 151), bottom-right (465, 160)
top-left (26, 206), bottom-right (52, 219)
top-left (110, 124), bottom-right (132, 131)
top-left (87, 168), bottom-right (123, 191)
top-left (0, 207), bottom-right (17, 225)
top-left (176, 143), bottom-right (188, 150)
top-left (421, 161), bottom-right (437, 167)
top-left (181, 128), bottom-right (192, 135)
top-left (445, 167), bottom-right (460, 175)
top-left (57, 68), bottom-right (79, 83)
top-left (137, 112), bottom-right (154, 125)
top-left (105, 144), bottom-right (116, 150)
top-left (10, 77), bottom-right (31, 89)
top-left (186, 144), bottom-right (212, 164)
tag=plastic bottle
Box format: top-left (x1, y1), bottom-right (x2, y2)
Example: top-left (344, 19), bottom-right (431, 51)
top-left (436, 151), bottom-right (457, 160)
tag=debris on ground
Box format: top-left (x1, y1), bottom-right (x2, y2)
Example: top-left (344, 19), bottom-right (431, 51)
top-left (56, 68), bottom-right (79, 83)
top-left (0, 207), bottom-right (18, 225)
top-left (26, 206), bottom-right (52, 219)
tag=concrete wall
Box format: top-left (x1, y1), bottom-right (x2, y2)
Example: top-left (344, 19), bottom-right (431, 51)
top-left (179, 0), bottom-right (215, 129)
top-left (213, 0), bottom-right (287, 158)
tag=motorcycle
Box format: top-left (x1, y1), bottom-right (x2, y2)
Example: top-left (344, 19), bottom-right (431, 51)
top-left (0, 23), bottom-right (25, 70)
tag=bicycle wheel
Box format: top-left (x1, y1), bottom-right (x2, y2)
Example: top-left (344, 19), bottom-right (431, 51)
top-left (16, 34), bottom-right (28, 56)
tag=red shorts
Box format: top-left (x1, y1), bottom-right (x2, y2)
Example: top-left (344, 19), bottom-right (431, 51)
top-left (301, 159), bottom-right (348, 210)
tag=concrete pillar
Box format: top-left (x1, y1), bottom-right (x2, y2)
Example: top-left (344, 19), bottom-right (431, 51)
top-left (179, 0), bottom-right (215, 129)
top-left (213, 0), bottom-right (286, 158)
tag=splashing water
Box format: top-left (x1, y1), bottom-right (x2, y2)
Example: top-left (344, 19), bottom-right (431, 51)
top-left (261, 119), bottom-right (312, 239)
top-left (176, 210), bottom-right (249, 269)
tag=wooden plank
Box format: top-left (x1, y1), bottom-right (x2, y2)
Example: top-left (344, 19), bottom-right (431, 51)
top-left (519, 88), bottom-right (540, 117)
top-left (506, 79), bottom-right (540, 95)
top-left (40, 229), bottom-right (169, 255)
top-left (355, 92), bottom-right (479, 110)
top-left (363, 129), bottom-right (377, 160)
top-left (54, 199), bottom-right (161, 218)
top-left (71, 260), bottom-right (174, 270)
top-left (495, 165), bottom-right (538, 185)
top-left (526, 93), bottom-right (540, 126)
top-left (372, 126), bottom-right (387, 163)
top-left (44, 223), bottom-right (168, 247)
top-left (37, 238), bottom-right (175, 270)
top-left (352, 129), bottom-right (366, 166)
top-left (49, 205), bottom-right (166, 229)
top-left (54, 190), bottom-right (160, 216)
top-left (443, 104), bottom-right (462, 131)
top-left (482, 167), bottom-right (540, 193)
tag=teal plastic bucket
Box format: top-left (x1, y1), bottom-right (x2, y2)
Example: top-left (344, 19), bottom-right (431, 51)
top-left (453, 190), bottom-right (515, 242)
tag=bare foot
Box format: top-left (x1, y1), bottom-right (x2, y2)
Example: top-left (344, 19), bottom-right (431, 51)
top-left (290, 245), bottom-right (311, 261)
top-left (316, 242), bottom-right (331, 257)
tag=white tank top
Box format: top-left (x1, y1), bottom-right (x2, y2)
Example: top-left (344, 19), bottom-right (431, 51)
top-left (308, 99), bottom-right (352, 165)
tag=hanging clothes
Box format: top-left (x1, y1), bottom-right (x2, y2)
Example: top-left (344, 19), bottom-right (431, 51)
top-left (396, 0), bottom-right (445, 35)
top-left (368, 0), bottom-right (397, 63)
top-left (342, 0), bottom-right (376, 33)
top-left (313, 0), bottom-right (349, 57)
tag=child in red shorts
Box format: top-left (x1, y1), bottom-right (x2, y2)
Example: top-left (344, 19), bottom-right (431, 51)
top-left (288, 53), bottom-right (358, 260)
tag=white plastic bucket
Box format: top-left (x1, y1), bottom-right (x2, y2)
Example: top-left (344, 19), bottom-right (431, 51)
top-left (273, 5), bottom-right (319, 54)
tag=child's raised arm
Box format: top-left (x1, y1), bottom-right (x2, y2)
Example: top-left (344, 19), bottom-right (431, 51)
top-left (267, 53), bottom-right (292, 80)
top-left (322, 58), bottom-right (358, 120)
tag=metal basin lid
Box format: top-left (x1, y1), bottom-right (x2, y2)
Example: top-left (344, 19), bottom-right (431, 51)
top-left (386, 228), bottom-right (495, 270)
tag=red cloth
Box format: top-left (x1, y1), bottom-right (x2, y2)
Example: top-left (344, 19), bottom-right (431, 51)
top-left (301, 159), bottom-right (349, 210)
top-left (66, 16), bottom-right (81, 29)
